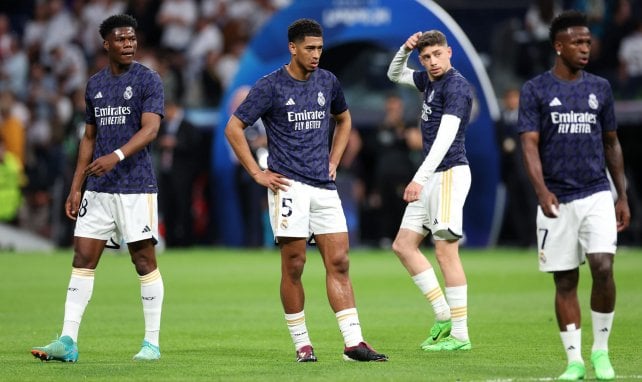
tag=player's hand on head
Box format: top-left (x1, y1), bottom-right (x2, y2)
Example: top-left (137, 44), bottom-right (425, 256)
top-left (404, 31), bottom-right (423, 51)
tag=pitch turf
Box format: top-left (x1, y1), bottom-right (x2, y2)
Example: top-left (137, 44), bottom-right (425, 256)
top-left (1, 247), bottom-right (641, 381)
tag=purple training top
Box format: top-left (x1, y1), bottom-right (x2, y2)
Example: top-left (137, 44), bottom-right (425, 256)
top-left (234, 66), bottom-right (348, 189)
top-left (518, 70), bottom-right (615, 202)
top-left (413, 68), bottom-right (473, 171)
top-left (84, 62), bottom-right (164, 194)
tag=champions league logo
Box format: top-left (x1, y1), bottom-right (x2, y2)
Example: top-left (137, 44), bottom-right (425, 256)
top-left (124, 86), bottom-right (133, 100)
top-left (588, 93), bottom-right (599, 110)
top-left (317, 92), bottom-right (325, 106)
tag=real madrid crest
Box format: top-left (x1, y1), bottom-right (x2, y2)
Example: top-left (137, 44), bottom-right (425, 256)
top-left (588, 93), bottom-right (598, 110)
top-left (317, 92), bottom-right (325, 106)
top-left (124, 86), bottom-right (133, 100)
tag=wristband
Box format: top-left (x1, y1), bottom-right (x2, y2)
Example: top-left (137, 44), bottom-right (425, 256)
top-left (114, 148), bottom-right (125, 161)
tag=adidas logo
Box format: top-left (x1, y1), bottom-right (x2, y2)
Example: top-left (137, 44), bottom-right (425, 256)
top-left (600, 328), bottom-right (609, 333)
top-left (142, 225), bottom-right (151, 234)
top-left (285, 98), bottom-right (295, 106)
top-left (567, 346), bottom-right (575, 350)
top-left (549, 97), bottom-right (562, 106)
top-left (94, 91), bottom-right (103, 99)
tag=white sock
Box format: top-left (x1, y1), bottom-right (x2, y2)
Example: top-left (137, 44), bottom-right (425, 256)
top-left (591, 310), bottom-right (614, 352)
top-left (285, 311), bottom-right (311, 350)
top-left (62, 268), bottom-right (95, 342)
top-left (139, 269), bottom-right (164, 347)
top-left (445, 285), bottom-right (468, 341)
top-left (560, 327), bottom-right (583, 364)
top-left (412, 268), bottom-right (450, 321)
top-left (336, 308), bottom-right (363, 347)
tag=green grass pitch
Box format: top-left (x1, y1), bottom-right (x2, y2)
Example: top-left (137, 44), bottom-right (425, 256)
top-left (1, 247), bottom-right (641, 381)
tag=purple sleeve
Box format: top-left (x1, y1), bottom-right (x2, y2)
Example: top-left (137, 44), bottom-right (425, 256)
top-left (600, 82), bottom-right (617, 132)
top-left (330, 75), bottom-right (348, 115)
top-left (143, 71), bottom-right (165, 118)
top-left (517, 80), bottom-right (540, 134)
top-left (234, 77), bottom-right (273, 126)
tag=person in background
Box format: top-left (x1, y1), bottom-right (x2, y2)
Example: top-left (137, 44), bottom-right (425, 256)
top-left (157, 99), bottom-right (200, 247)
top-left (0, 137), bottom-right (23, 223)
top-left (495, 87), bottom-right (537, 247)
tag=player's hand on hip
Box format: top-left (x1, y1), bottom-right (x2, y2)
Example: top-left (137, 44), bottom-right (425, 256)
top-left (84, 154), bottom-right (119, 177)
top-left (257, 169), bottom-right (291, 192)
top-left (403, 181), bottom-right (423, 203)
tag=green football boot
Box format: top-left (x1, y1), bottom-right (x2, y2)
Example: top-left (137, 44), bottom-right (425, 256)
top-left (558, 361), bottom-right (586, 381)
top-left (591, 350), bottom-right (615, 380)
top-left (420, 320), bottom-right (451, 349)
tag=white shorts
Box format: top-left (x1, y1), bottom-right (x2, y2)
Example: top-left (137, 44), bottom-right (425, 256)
top-left (536, 191), bottom-right (617, 272)
top-left (74, 191), bottom-right (159, 247)
top-left (267, 179), bottom-right (347, 240)
top-left (400, 165), bottom-right (471, 240)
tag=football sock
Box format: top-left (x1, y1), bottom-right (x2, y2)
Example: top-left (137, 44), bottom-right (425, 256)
top-left (285, 311), bottom-right (311, 350)
top-left (139, 268), bottom-right (164, 347)
top-left (336, 308), bottom-right (364, 347)
top-left (62, 268), bottom-right (95, 342)
top-left (445, 285), bottom-right (469, 341)
top-left (560, 326), bottom-right (583, 363)
top-left (591, 310), bottom-right (614, 352)
top-left (412, 268), bottom-right (450, 321)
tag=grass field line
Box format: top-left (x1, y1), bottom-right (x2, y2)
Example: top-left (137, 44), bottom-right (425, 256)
top-left (479, 375), bottom-right (642, 382)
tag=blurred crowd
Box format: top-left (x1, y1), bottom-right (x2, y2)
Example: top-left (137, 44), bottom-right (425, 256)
top-left (0, 0), bottom-right (291, 246)
top-left (0, 0), bottom-right (641, 248)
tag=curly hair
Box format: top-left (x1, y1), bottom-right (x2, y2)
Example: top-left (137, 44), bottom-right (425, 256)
top-left (99, 14), bottom-right (138, 39)
top-left (549, 10), bottom-right (588, 45)
top-left (287, 18), bottom-right (323, 43)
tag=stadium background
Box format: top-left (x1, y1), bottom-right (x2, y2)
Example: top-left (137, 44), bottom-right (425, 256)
top-left (0, 0), bottom-right (640, 250)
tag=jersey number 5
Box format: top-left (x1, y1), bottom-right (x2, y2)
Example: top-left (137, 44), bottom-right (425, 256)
top-left (281, 198), bottom-right (293, 218)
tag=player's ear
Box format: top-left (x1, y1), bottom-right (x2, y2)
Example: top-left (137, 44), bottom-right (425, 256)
top-left (288, 41), bottom-right (296, 55)
top-left (103, 39), bottom-right (109, 51)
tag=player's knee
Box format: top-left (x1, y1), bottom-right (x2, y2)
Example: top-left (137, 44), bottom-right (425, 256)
top-left (72, 250), bottom-right (99, 269)
top-left (391, 238), bottom-right (411, 258)
top-left (327, 252), bottom-right (350, 274)
top-left (590, 261), bottom-right (613, 284)
top-left (283, 252), bottom-right (306, 277)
